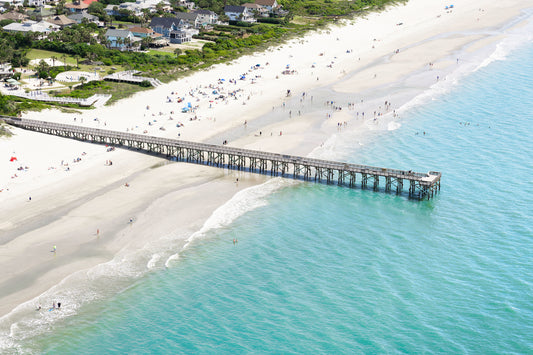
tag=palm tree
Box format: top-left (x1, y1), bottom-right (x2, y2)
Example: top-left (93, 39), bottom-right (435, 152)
top-left (79, 76), bottom-right (87, 86)
top-left (51, 55), bottom-right (57, 67)
top-left (174, 48), bottom-right (182, 57)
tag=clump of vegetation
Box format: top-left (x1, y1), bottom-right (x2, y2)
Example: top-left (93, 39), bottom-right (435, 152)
top-left (0, 123), bottom-right (13, 137)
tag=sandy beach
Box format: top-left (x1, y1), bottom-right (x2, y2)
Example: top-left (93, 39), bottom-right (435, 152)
top-left (1, 0), bottom-right (532, 339)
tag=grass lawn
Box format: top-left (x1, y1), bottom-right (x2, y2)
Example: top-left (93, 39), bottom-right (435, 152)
top-left (58, 81), bottom-right (152, 106)
top-left (26, 49), bottom-right (77, 66)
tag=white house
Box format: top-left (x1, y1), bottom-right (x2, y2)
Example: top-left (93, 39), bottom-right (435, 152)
top-left (105, 0), bottom-right (169, 16)
top-left (28, 0), bottom-right (46, 7)
top-left (255, 0), bottom-right (279, 13)
top-left (191, 9), bottom-right (218, 26)
top-left (3, 20), bottom-right (59, 36)
top-left (223, 5), bottom-right (255, 23)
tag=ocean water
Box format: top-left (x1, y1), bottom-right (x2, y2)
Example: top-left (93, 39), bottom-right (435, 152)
top-left (7, 17), bottom-right (533, 355)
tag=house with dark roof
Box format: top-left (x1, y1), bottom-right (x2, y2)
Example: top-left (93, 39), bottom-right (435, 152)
top-left (191, 9), bottom-right (218, 26)
top-left (67, 12), bottom-right (99, 24)
top-left (149, 17), bottom-right (182, 38)
top-left (174, 12), bottom-right (200, 28)
top-left (224, 5), bottom-right (255, 22)
top-left (149, 16), bottom-right (197, 43)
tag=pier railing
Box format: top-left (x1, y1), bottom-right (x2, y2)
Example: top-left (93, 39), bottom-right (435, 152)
top-left (1, 116), bottom-right (441, 200)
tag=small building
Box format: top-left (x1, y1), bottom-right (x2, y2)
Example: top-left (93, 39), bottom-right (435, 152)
top-left (223, 5), bottom-right (255, 23)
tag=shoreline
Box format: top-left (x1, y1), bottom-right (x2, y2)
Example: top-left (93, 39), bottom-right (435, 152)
top-left (1, 0), bottom-right (532, 347)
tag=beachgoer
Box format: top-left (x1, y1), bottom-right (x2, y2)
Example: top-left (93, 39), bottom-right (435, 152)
top-left (58, 302), bottom-right (61, 309)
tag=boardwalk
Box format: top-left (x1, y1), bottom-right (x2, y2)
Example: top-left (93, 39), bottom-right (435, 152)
top-left (1, 116), bottom-right (441, 200)
top-left (3, 90), bottom-right (111, 107)
top-left (103, 70), bottom-right (162, 87)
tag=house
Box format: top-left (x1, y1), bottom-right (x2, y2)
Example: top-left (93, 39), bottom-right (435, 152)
top-left (105, 0), bottom-right (170, 17)
top-left (174, 12), bottom-right (201, 29)
top-left (65, 0), bottom-right (89, 13)
top-left (129, 26), bottom-right (155, 38)
top-left (169, 29), bottom-right (191, 44)
top-left (47, 14), bottom-right (76, 27)
top-left (28, 0), bottom-right (46, 7)
top-left (67, 12), bottom-right (99, 24)
top-left (149, 16), bottom-right (182, 37)
top-left (0, 11), bottom-right (29, 21)
top-left (242, 3), bottom-right (267, 17)
top-left (0, 0), bottom-right (24, 9)
top-left (105, 29), bottom-right (141, 50)
top-left (2, 20), bottom-right (59, 36)
top-left (224, 5), bottom-right (255, 22)
top-left (255, 0), bottom-right (279, 12)
top-left (191, 9), bottom-right (218, 26)
top-left (176, 0), bottom-right (195, 10)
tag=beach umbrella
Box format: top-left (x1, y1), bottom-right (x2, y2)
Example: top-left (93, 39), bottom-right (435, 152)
top-left (10, 156), bottom-right (17, 162)
top-left (187, 102), bottom-right (192, 108)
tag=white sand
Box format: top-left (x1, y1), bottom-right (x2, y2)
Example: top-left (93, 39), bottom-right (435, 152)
top-left (1, 0), bottom-right (532, 330)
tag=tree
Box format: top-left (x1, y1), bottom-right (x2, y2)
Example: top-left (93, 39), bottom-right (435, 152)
top-left (56, 0), bottom-right (66, 15)
top-left (79, 76), bottom-right (87, 85)
top-left (174, 48), bottom-right (182, 57)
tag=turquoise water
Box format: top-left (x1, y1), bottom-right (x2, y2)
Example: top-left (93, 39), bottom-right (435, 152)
top-left (26, 39), bottom-right (533, 353)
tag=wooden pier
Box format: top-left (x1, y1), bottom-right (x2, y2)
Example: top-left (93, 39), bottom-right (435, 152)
top-left (1, 116), bottom-right (441, 200)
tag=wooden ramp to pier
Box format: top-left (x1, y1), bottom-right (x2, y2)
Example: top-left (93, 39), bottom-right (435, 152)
top-left (1, 116), bottom-right (441, 200)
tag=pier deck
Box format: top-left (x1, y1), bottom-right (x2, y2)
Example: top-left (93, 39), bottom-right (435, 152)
top-left (1, 116), bottom-right (441, 200)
